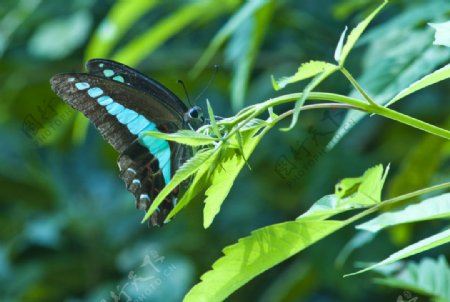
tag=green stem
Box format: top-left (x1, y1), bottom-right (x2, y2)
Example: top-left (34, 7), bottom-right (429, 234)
top-left (340, 67), bottom-right (377, 106)
top-left (345, 182), bottom-right (450, 225)
top-left (222, 93), bottom-right (368, 139)
top-left (292, 181), bottom-right (450, 258)
top-left (300, 181), bottom-right (450, 251)
top-left (270, 103), bottom-right (364, 125)
top-left (380, 181), bottom-right (450, 207)
top-left (227, 92), bottom-right (450, 140)
top-left (261, 92), bottom-right (369, 108)
top-left (256, 103), bottom-right (364, 140)
top-left (370, 103), bottom-right (450, 140)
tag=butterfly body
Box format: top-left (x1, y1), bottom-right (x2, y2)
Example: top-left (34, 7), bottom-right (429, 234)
top-left (50, 59), bottom-right (203, 226)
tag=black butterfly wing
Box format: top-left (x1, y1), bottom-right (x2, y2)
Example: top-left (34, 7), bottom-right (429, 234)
top-left (86, 58), bottom-right (188, 115)
top-left (51, 73), bottom-right (184, 152)
top-left (50, 73), bottom-right (189, 226)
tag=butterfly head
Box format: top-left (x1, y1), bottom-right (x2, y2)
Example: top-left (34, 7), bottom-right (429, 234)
top-left (185, 106), bottom-right (204, 129)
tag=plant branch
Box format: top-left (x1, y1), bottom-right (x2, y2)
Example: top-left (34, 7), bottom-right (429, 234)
top-left (217, 92), bottom-right (450, 141)
top-left (345, 182), bottom-right (450, 226)
top-left (340, 66), bottom-right (377, 106)
top-left (270, 103), bottom-right (365, 125)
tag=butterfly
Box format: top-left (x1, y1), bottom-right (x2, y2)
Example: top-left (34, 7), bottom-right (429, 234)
top-left (50, 59), bottom-right (204, 226)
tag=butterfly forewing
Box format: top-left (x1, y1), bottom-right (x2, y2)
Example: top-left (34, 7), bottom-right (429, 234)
top-left (51, 74), bottom-right (135, 153)
top-left (50, 64), bottom-right (192, 226)
top-left (86, 59), bottom-right (188, 115)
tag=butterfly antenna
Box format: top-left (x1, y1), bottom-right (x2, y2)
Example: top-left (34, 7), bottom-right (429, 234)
top-left (193, 65), bottom-right (219, 104)
top-left (177, 80), bottom-right (192, 107)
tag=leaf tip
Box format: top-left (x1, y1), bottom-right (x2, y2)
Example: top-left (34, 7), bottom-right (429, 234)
top-left (334, 26), bottom-right (348, 63)
top-left (203, 219), bottom-right (212, 229)
top-left (279, 125), bottom-right (291, 132)
top-left (140, 215), bottom-right (148, 224)
top-left (271, 75), bottom-right (280, 91)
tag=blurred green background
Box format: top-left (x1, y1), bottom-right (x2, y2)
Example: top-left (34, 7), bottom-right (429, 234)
top-left (1, 0), bottom-right (449, 301)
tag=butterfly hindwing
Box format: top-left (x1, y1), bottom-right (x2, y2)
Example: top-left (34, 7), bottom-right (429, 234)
top-left (118, 140), bottom-right (173, 226)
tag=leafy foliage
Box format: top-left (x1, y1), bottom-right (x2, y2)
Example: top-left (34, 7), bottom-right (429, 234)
top-left (2, 1), bottom-right (450, 301)
top-left (346, 228), bottom-right (450, 276)
top-left (430, 21), bottom-right (450, 47)
top-left (335, 1), bottom-right (387, 66)
top-left (184, 220), bottom-right (344, 302)
top-left (357, 192), bottom-right (450, 232)
top-left (330, 0), bottom-right (450, 147)
top-left (386, 63), bottom-right (450, 107)
top-left (374, 256), bottom-right (450, 301)
top-left (143, 130), bottom-right (218, 146)
top-left (300, 164), bottom-right (389, 221)
top-left (271, 61), bottom-right (337, 91)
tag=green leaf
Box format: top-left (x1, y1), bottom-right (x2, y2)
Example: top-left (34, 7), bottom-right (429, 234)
top-left (235, 131), bottom-right (250, 170)
top-left (386, 63), bottom-right (450, 107)
top-left (356, 192), bottom-right (450, 233)
top-left (167, 118), bottom-right (268, 224)
top-left (183, 220), bottom-right (344, 302)
top-left (374, 256), bottom-right (450, 301)
top-left (165, 149), bottom-right (220, 222)
top-left (85, 1), bottom-right (158, 59)
top-left (203, 149), bottom-right (243, 228)
top-left (228, 0), bottom-right (273, 110)
top-left (429, 21), bottom-right (450, 47)
top-left (142, 130), bottom-right (217, 146)
top-left (271, 60), bottom-right (337, 90)
top-left (345, 227), bottom-right (450, 276)
top-left (202, 126), bottom-right (266, 228)
top-left (297, 194), bottom-right (361, 221)
top-left (337, 0), bottom-right (387, 66)
top-left (191, 0), bottom-right (265, 77)
top-left (358, 1), bottom-right (450, 46)
top-left (299, 164), bottom-right (389, 221)
top-left (114, 0), bottom-right (233, 66)
top-left (334, 26), bottom-right (347, 62)
top-left (349, 163), bottom-right (389, 204)
top-left (142, 148), bottom-right (216, 223)
top-left (281, 65), bottom-right (338, 131)
top-left (206, 99), bottom-right (222, 139)
top-left (336, 164), bottom-right (389, 205)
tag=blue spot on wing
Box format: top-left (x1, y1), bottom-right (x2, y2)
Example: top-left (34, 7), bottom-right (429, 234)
top-left (117, 108), bottom-right (139, 124)
top-left (113, 75), bottom-right (125, 83)
top-left (127, 116), bottom-right (152, 134)
top-left (156, 148), bottom-right (171, 185)
top-left (88, 87), bottom-right (103, 98)
top-left (139, 132), bottom-right (171, 185)
top-left (97, 95), bottom-right (113, 105)
top-left (75, 82), bottom-right (90, 90)
top-left (103, 69), bottom-right (114, 77)
top-left (106, 103), bottom-right (125, 115)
